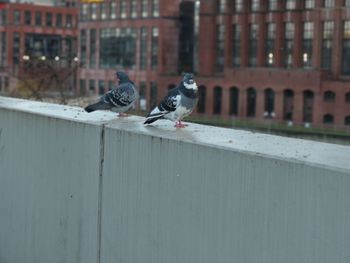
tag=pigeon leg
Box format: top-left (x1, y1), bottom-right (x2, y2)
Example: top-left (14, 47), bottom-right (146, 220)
top-left (118, 112), bottom-right (128, 117)
top-left (174, 120), bottom-right (188, 128)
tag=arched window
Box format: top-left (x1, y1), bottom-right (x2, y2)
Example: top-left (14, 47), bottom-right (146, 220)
top-left (168, 84), bottom-right (176, 91)
top-left (346, 92), bottom-right (350, 103)
top-left (345, 116), bottom-right (350, 125)
top-left (213, 86), bottom-right (222, 114)
top-left (197, 85), bottom-right (206, 113)
top-left (303, 90), bottom-right (314, 123)
top-left (283, 89), bottom-right (294, 120)
top-left (247, 87), bottom-right (256, 117)
top-left (323, 90), bottom-right (335, 102)
top-left (229, 87), bottom-right (239, 115)
top-left (264, 88), bottom-right (275, 114)
top-left (323, 114), bottom-right (334, 124)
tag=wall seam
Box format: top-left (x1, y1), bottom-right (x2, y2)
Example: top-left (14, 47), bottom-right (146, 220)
top-left (97, 124), bottom-right (105, 263)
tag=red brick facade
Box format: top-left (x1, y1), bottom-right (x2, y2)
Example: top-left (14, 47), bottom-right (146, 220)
top-left (0, 2), bottom-right (78, 92)
top-left (76, 0), bottom-right (350, 128)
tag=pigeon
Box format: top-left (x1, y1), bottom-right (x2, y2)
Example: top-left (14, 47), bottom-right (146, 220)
top-left (144, 73), bottom-right (198, 128)
top-left (85, 71), bottom-right (138, 116)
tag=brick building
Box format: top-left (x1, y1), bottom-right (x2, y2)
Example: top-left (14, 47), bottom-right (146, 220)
top-left (77, 0), bottom-right (350, 128)
top-left (0, 0), bottom-right (78, 93)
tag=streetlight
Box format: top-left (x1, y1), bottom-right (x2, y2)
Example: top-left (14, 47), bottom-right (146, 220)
top-left (40, 56), bottom-right (46, 61)
top-left (73, 57), bottom-right (79, 62)
top-left (54, 56), bottom-right (60, 61)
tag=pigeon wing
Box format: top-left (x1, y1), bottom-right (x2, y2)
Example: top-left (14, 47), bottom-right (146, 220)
top-left (105, 83), bottom-right (137, 107)
top-left (158, 88), bottom-right (180, 112)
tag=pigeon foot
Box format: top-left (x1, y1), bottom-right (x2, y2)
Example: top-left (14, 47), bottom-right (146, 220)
top-left (174, 120), bottom-right (188, 128)
top-left (118, 112), bottom-right (128, 117)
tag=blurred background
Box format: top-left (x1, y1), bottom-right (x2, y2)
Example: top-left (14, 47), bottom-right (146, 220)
top-left (0, 0), bottom-right (349, 144)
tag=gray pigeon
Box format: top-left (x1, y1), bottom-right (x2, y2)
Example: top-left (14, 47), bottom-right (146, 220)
top-left (85, 71), bottom-right (138, 116)
top-left (144, 73), bottom-right (198, 128)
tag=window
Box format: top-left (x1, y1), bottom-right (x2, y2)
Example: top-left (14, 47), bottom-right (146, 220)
top-left (284, 22), bottom-right (294, 67)
top-left (13, 32), bottom-right (20, 65)
top-left (108, 80), bottom-right (114, 91)
top-left (89, 79), bottom-right (95, 92)
top-left (56, 14), bottom-right (62, 27)
top-left (100, 3), bottom-right (107, 20)
top-left (248, 24), bottom-right (258, 67)
top-left (152, 0), bottom-right (159, 16)
top-left (218, 0), bottom-right (227, 13)
top-left (120, 0), bottom-right (127, 18)
top-left (283, 89), bottom-right (294, 120)
top-left (98, 80), bottom-right (105, 95)
top-left (286, 0), bottom-right (296, 10)
top-left (251, 0), bottom-right (260, 11)
top-left (46, 13), bottom-right (52, 27)
top-left (235, 0), bottom-right (243, 12)
top-left (346, 0), bottom-right (350, 7)
top-left (305, 0), bottom-right (315, 9)
top-left (345, 116), bottom-right (350, 125)
top-left (0, 9), bottom-right (7, 25)
top-left (247, 87), bottom-right (256, 117)
top-left (303, 90), bottom-right (314, 123)
top-left (229, 87), bottom-right (239, 115)
top-left (131, 0), bottom-right (138, 18)
top-left (342, 21), bottom-right (350, 75)
top-left (345, 92), bottom-right (350, 103)
top-left (151, 27), bottom-right (158, 69)
top-left (197, 85), bottom-right (206, 113)
top-left (213, 86), bottom-right (222, 114)
top-left (264, 88), bottom-right (275, 114)
top-left (110, 2), bottom-right (116, 19)
top-left (14, 10), bottom-right (20, 25)
top-left (141, 0), bottom-right (148, 18)
top-left (216, 24), bottom-right (225, 72)
top-left (25, 34), bottom-right (60, 59)
top-left (90, 29), bottom-right (96, 68)
top-left (323, 114), bottom-right (334, 124)
top-left (232, 24), bottom-right (241, 67)
top-left (322, 21), bottom-right (333, 70)
top-left (268, 0), bottom-right (277, 11)
top-left (303, 22), bottom-right (313, 68)
top-left (66, 14), bottom-right (72, 27)
top-left (24, 11), bottom-right (31, 25)
top-left (91, 3), bottom-right (97, 20)
top-left (80, 3), bottom-right (89, 21)
top-left (324, 0), bottom-right (334, 7)
top-left (0, 32), bottom-right (6, 67)
top-left (150, 82), bottom-right (157, 109)
top-left (324, 91), bottom-right (335, 102)
top-left (80, 29), bottom-right (87, 67)
top-left (266, 23), bottom-right (276, 66)
top-left (99, 28), bottom-right (137, 69)
top-left (4, 77), bottom-right (8, 90)
top-left (79, 79), bottom-right (86, 95)
top-left (35, 11), bottom-right (41, 26)
top-left (140, 27), bottom-right (148, 70)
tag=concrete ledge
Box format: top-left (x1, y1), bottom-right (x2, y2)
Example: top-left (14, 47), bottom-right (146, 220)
top-left (1, 96), bottom-right (350, 263)
top-left (1, 96), bottom-right (349, 173)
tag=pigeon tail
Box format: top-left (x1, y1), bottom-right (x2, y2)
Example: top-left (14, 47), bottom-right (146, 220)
top-left (144, 115), bottom-right (163, 124)
top-left (84, 100), bottom-right (111, 113)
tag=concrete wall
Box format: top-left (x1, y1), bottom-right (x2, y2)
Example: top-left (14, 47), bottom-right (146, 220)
top-left (1, 96), bottom-right (350, 263)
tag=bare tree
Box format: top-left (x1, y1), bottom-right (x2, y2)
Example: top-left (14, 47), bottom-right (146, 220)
top-left (5, 56), bottom-right (79, 104)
